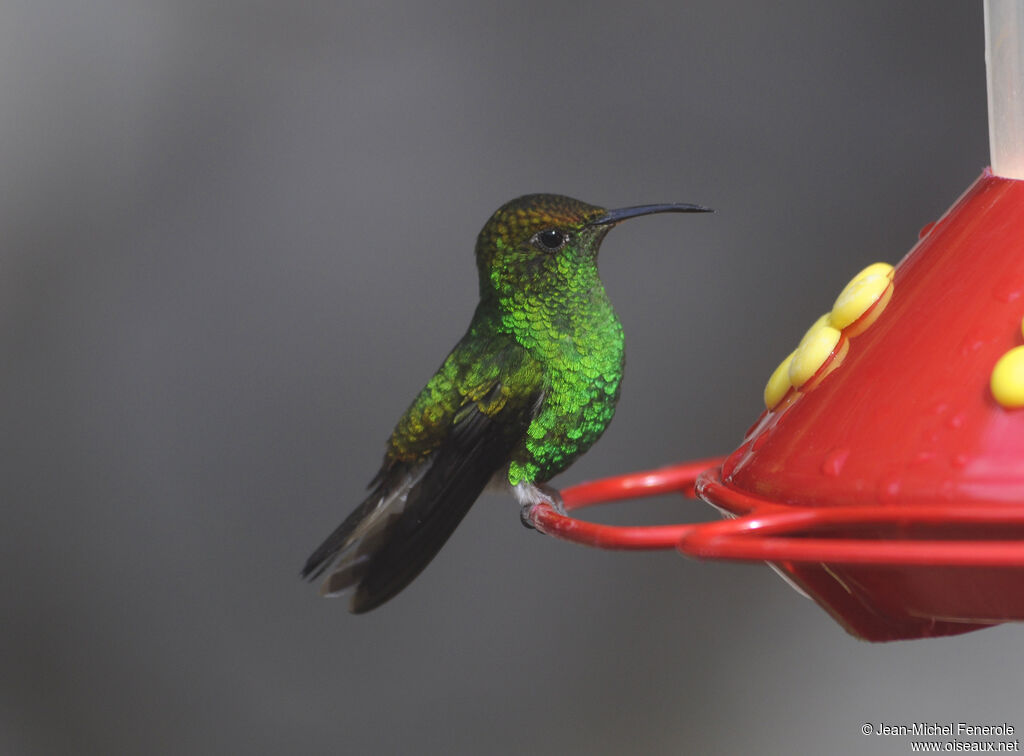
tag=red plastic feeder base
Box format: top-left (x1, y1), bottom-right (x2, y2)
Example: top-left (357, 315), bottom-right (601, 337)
top-left (528, 171), bottom-right (1024, 642)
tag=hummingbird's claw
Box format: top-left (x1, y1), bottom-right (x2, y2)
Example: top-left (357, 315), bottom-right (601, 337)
top-left (520, 504), bottom-right (538, 530)
top-left (543, 486), bottom-right (567, 516)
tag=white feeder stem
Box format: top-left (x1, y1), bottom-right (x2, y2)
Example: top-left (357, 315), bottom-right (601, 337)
top-left (986, 0), bottom-right (1024, 179)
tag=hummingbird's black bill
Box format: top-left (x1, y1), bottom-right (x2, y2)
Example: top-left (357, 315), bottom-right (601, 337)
top-left (588, 203), bottom-right (713, 226)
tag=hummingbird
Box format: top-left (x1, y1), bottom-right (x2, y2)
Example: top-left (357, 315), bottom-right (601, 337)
top-left (302, 193), bottom-right (711, 612)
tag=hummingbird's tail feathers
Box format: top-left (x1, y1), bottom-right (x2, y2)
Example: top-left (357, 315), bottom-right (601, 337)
top-left (300, 464), bottom-right (428, 585)
top-left (347, 398), bottom-right (534, 613)
top-left (318, 555), bottom-right (368, 597)
top-left (302, 382), bottom-right (542, 612)
top-left (348, 461), bottom-right (489, 612)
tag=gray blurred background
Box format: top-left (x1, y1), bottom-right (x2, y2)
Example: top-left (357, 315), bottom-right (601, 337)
top-left (2, 2), bottom-right (1019, 755)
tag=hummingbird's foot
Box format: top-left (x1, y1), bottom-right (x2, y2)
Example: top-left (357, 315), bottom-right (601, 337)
top-left (512, 479), bottom-right (569, 528)
top-left (513, 481), bottom-right (565, 530)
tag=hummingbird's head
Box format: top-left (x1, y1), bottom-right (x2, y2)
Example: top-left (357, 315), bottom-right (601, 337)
top-left (475, 193), bottom-right (711, 300)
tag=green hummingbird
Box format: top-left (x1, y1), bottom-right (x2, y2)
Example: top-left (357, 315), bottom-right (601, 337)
top-left (302, 194), bottom-right (710, 612)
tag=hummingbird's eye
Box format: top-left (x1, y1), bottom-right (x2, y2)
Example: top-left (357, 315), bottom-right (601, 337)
top-left (533, 229), bottom-right (567, 251)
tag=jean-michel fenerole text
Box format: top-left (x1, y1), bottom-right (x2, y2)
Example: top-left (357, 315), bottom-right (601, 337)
top-left (872, 723), bottom-right (1015, 737)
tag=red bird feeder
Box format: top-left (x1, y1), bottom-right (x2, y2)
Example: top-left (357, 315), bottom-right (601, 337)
top-left (526, 3), bottom-right (1024, 641)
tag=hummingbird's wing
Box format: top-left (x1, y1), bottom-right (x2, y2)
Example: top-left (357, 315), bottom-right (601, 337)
top-left (301, 334), bottom-right (543, 613)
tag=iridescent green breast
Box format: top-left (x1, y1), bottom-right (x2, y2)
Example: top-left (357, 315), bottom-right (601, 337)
top-left (502, 283), bottom-right (625, 486)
